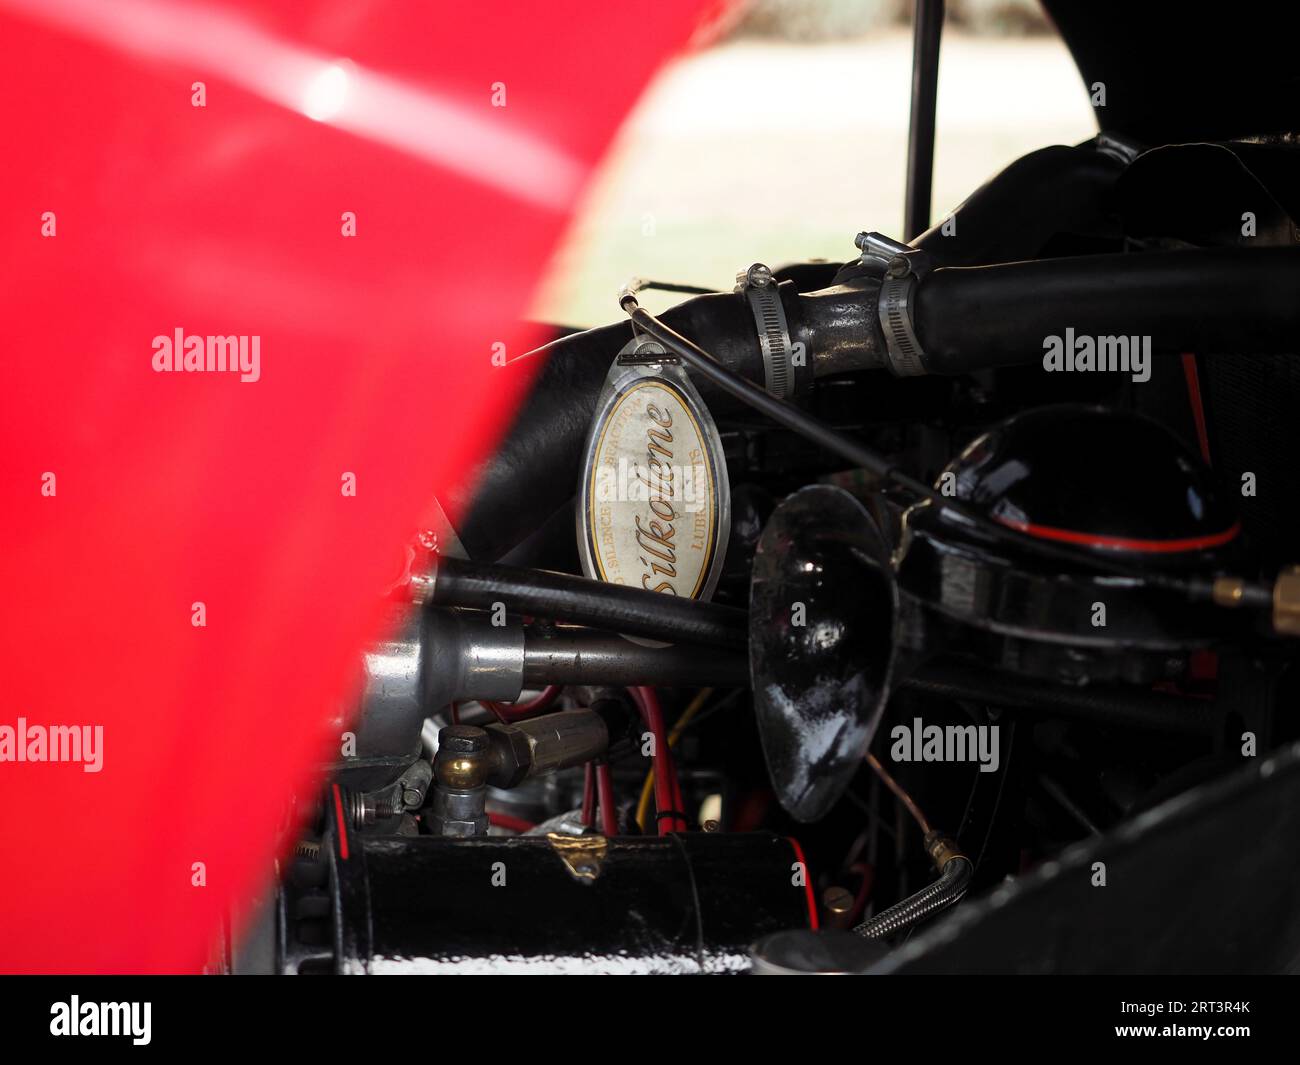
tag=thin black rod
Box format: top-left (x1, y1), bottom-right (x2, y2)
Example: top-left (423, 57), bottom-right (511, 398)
top-left (905, 0), bottom-right (944, 240)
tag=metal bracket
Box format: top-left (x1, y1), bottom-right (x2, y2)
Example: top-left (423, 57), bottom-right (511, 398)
top-left (547, 832), bottom-right (608, 884)
top-left (616, 338), bottom-right (678, 366)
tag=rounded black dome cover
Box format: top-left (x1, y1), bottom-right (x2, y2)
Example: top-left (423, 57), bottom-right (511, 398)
top-left (933, 404), bottom-right (1238, 557)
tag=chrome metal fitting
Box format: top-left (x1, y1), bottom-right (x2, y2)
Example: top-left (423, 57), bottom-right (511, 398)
top-left (736, 262), bottom-right (795, 399)
top-left (878, 274), bottom-right (927, 376)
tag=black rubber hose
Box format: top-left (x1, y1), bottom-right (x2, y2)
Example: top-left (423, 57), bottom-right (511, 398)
top-left (453, 245), bottom-right (1299, 561)
top-left (903, 658), bottom-right (1222, 739)
top-left (910, 142), bottom-right (1126, 266)
top-left (913, 246), bottom-right (1300, 374)
top-left (448, 293), bottom-right (767, 562)
top-left (854, 856), bottom-right (973, 939)
top-left (429, 556), bottom-right (748, 649)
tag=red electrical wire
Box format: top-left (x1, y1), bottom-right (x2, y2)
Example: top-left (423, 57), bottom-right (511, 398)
top-left (630, 686), bottom-right (685, 833)
top-left (487, 812), bottom-right (536, 834)
top-left (581, 762), bottom-right (595, 826)
top-left (595, 763), bottom-right (619, 837)
top-left (483, 684), bottom-right (564, 723)
top-left (669, 755), bottom-right (687, 829)
top-left (786, 836), bottom-right (820, 931)
top-left (1181, 352), bottom-right (1213, 465)
top-left (848, 862), bottom-right (874, 926)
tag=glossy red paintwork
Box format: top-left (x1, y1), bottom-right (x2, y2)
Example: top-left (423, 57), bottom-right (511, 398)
top-left (0, 0), bottom-right (708, 972)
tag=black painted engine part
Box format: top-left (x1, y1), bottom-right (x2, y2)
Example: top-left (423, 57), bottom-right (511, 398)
top-left (279, 831), bottom-right (813, 975)
top-left (898, 404), bottom-right (1244, 682)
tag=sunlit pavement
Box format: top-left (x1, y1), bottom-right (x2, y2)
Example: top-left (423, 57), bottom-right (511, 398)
top-left (539, 30), bottom-right (1096, 325)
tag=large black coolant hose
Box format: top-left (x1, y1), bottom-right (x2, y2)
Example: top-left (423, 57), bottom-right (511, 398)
top-left (456, 245), bottom-right (1299, 560)
top-left (911, 246), bottom-right (1300, 375)
top-left (428, 555), bottom-right (748, 649)
top-left (449, 293), bottom-right (770, 562)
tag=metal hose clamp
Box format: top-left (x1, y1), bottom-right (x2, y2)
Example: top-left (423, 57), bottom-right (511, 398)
top-left (878, 274), bottom-right (927, 376)
top-left (736, 263), bottom-right (795, 399)
top-left (855, 232), bottom-right (932, 377)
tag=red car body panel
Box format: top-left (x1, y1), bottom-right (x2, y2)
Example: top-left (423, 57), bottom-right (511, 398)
top-left (0, 0), bottom-right (710, 972)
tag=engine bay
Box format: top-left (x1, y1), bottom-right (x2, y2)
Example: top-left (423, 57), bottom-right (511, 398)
top-left (268, 119), bottom-right (1300, 974)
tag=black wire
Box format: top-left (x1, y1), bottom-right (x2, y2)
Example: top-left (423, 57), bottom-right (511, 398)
top-left (620, 293), bottom-right (1267, 609)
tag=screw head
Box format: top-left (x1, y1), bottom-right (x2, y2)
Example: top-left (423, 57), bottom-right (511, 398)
top-left (745, 263), bottom-right (773, 288)
top-left (886, 256), bottom-right (910, 278)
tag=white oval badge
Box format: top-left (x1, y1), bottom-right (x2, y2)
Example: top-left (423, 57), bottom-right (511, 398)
top-left (578, 341), bottom-right (729, 601)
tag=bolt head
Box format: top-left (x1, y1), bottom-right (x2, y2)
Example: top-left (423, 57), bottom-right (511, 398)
top-left (746, 263), bottom-right (773, 288)
top-left (822, 885), bottom-right (854, 914)
top-left (439, 724), bottom-right (489, 754)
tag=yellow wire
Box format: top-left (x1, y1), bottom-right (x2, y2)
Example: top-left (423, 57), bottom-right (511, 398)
top-left (635, 687), bottom-right (713, 831)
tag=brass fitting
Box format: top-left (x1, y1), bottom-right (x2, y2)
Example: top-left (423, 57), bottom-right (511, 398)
top-left (1274, 565), bottom-right (1300, 636)
top-left (1212, 576), bottom-right (1247, 608)
top-left (434, 725), bottom-right (491, 790)
top-left (922, 831), bottom-right (966, 873)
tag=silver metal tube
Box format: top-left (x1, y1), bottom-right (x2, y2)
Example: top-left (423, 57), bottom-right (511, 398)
top-left (522, 627), bottom-right (748, 687)
top-left (487, 709), bottom-right (610, 788)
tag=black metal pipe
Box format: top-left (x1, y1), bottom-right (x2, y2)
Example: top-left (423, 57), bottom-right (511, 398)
top-left (903, 658), bottom-right (1222, 739)
top-left (430, 556), bottom-right (749, 649)
top-left (904, 0), bottom-right (944, 240)
top-left (522, 627), bottom-right (749, 687)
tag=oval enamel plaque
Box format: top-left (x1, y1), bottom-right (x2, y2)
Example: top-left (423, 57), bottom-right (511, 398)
top-left (579, 367), bottom-right (728, 601)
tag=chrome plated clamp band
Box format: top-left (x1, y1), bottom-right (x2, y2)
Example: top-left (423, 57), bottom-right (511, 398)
top-left (736, 263), bottom-right (795, 399)
top-left (878, 275), bottom-right (926, 376)
top-left (855, 231), bottom-right (932, 377)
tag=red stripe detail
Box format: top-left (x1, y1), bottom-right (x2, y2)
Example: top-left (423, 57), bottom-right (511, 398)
top-left (1181, 352), bottom-right (1213, 464)
top-left (332, 783), bottom-right (349, 861)
top-left (786, 836), bottom-right (819, 930)
top-left (995, 515), bottom-right (1240, 554)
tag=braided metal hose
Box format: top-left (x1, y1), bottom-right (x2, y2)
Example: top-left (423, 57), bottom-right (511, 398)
top-left (854, 855), bottom-right (973, 939)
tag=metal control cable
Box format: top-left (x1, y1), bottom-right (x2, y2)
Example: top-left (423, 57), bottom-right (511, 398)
top-left (855, 750), bottom-right (972, 939)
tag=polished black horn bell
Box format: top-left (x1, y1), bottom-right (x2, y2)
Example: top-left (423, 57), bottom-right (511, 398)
top-left (749, 485), bottom-right (897, 822)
